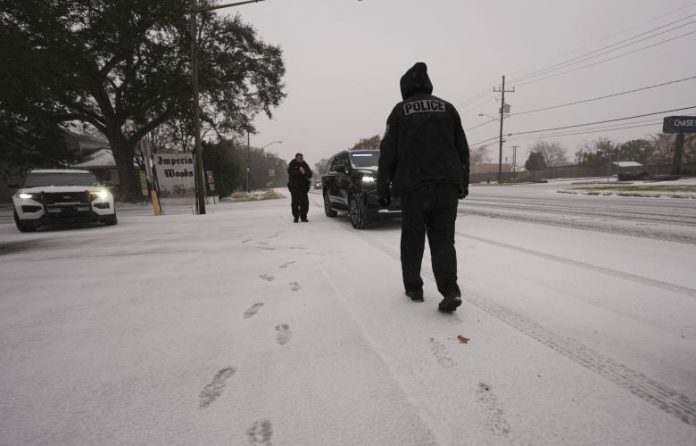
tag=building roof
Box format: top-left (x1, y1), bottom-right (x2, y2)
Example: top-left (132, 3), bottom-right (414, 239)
top-left (30, 169), bottom-right (92, 174)
top-left (612, 161), bottom-right (643, 168)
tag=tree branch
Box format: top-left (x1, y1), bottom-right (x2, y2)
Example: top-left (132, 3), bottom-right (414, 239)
top-left (127, 109), bottom-right (174, 146)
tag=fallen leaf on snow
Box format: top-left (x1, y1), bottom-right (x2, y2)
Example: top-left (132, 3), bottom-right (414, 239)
top-left (457, 335), bottom-right (470, 344)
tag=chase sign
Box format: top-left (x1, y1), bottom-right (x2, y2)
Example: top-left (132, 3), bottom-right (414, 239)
top-left (663, 116), bottom-right (696, 133)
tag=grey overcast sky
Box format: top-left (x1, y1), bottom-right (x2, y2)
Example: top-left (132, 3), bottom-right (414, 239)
top-left (226, 0), bottom-right (696, 166)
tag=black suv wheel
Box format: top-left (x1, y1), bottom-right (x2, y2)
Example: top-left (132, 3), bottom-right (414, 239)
top-left (324, 192), bottom-right (337, 217)
top-left (349, 192), bottom-right (369, 229)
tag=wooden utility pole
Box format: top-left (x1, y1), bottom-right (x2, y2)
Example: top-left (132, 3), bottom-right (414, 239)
top-left (493, 75), bottom-right (514, 183)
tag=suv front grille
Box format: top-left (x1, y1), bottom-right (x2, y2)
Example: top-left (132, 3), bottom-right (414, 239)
top-left (43, 191), bottom-right (90, 205)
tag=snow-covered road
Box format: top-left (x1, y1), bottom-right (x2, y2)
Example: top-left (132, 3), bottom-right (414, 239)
top-left (1, 189), bottom-right (695, 445)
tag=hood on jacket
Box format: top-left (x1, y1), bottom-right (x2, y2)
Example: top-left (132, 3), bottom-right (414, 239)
top-left (400, 62), bottom-right (433, 100)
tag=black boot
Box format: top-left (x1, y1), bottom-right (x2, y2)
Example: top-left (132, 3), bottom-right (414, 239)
top-left (438, 292), bottom-right (462, 313)
top-left (293, 216), bottom-right (299, 223)
top-left (405, 289), bottom-right (424, 302)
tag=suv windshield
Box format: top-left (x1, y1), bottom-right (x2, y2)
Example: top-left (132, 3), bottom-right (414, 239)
top-left (350, 151), bottom-right (379, 168)
top-left (24, 172), bottom-right (98, 188)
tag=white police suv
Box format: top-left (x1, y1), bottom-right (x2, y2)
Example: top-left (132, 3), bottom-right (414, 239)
top-left (12, 169), bottom-right (117, 232)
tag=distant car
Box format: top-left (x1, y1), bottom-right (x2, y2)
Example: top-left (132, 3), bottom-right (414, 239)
top-left (314, 180), bottom-right (322, 190)
top-left (12, 169), bottom-right (117, 232)
top-left (321, 150), bottom-right (401, 229)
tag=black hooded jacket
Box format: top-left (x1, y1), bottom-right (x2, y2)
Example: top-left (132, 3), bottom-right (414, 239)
top-left (377, 62), bottom-right (470, 197)
top-left (287, 159), bottom-right (313, 192)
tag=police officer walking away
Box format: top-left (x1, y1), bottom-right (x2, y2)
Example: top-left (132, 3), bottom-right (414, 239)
top-left (377, 62), bottom-right (470, 313)
top-left (287, 152), bottom-right (313, 222)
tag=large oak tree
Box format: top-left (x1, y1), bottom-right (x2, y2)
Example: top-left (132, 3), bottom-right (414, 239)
top-left (0, 0), bottom-right (285, 200)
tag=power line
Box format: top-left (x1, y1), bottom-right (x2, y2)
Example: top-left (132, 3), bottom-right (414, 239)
top-left (459, 96), bottom-right (496, 116)
top-left (516, 29), bottom-right (696, 87)
top-left (456, 89), bottom-right (492, 108)
top-left (510, 105), bottom-right (696, 136)
top-left (510, 14), bottom-right (696, 83)
top-left (460, 3), bottom-right (696, 120)
top-left (510, 75), bottom-right (696, 117)
top-left (506, 121), bottom-right (663, 141)
top-left (465, 118), bottom-right (498, 132)
top-left (506, 2), bottom-right (696, 79)
top-left (471, 106), bottom-right (696, 145)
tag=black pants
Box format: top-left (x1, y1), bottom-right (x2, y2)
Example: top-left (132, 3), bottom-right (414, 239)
top-left (290, 189), bottom-right (309, 219)
top-left (400, 183), bottom-right (460, 298)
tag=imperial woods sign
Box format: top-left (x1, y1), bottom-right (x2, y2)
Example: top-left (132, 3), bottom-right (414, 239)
top-left (154, 154), bottom-right (195, 196)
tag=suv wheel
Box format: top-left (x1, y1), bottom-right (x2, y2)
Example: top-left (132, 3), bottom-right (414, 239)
top-left (349, 193), bottom-right (369, 229)
top-left (13, 211), bottom-right (36, 233)
top-left (324, 192), bottom-right (337, 217)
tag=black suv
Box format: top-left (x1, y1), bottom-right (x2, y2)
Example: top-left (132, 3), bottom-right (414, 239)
top-left (321, 150), bottom-right (400, 229)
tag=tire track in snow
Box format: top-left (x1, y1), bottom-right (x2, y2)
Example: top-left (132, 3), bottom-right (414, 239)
top-left (351, 228), bottom-right (696, 427)
top-left (456, 232), bottom-right (696, 300)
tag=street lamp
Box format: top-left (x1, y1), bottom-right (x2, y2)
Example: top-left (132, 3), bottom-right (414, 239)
top-left (190, 0), bottom-right (267, 215)
top-left (477, 113), bottom-right (498, 121)
top-left (247, 138), bottom-right (282, 192)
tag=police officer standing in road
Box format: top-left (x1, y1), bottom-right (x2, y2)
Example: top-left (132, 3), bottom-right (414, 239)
top-left (287, 152), bottom-right (313, 222)
top-left (378, 62), bottom-right (470, 313)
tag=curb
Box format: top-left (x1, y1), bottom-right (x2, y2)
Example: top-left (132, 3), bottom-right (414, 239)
top-left (557, 190), bottom-right (696, 199)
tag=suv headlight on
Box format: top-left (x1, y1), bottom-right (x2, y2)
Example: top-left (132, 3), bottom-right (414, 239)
top-left (90, 189), bottom-right (111, 200)
top-left (361, 175), bottom-right (376, 184)
top-left (17, 192), bottom-right (41, 200)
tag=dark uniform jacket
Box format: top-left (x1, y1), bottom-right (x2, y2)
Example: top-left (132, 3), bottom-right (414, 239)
top-left (378, 62), bottom-right (470, 198)
top-left (287, 159), bottom-right (313, 192)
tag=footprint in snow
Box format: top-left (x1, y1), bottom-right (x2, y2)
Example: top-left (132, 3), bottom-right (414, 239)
top-left (244, 303), bottom-right (264, 319)
top-left (279, 261), bottom-right (297, 269)
top-left (242, 239), bottom-right (253, 244)
top-left (247, 419), bottom-right (273, 445)
top-left (428, 337), bottom-right (455, 369)
top-left (288, 281), bottom-right (301, 292)
top-left (259, 274), bottom-right (274, 282)
top-left (275, 324), bottom-right (292, 345)
top-left (477, 382), bottom-right (511, 437)
top-left (198, 367), bottom-right (236, 409)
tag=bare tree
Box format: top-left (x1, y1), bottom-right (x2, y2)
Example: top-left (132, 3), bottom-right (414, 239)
top-left (649, 133), bottom-right (675, 165)
top-left (351, 135), bottom-right (381, 151)
top-left (470, 145), bottom-right (491, 165)
top-left (529, 140), bottom-right (568, 167)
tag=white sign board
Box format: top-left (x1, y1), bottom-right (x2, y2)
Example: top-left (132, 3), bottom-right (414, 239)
top-left (154, 154), bottom-right (195, 196)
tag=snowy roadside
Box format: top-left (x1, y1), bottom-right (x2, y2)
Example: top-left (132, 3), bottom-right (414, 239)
top-left (1, 192), bottom-right (695, 445)
top-left (555, 177), bottom-right (696, 199)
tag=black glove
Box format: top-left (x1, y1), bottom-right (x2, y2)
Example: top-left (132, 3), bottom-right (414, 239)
top-left (458, 185), bottom-right (468, 199)
top-left (378, 182), bottom-right (391, 207)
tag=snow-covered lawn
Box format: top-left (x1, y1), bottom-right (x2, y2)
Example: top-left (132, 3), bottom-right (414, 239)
top-left (1, 192), bottom-right (695, 445)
